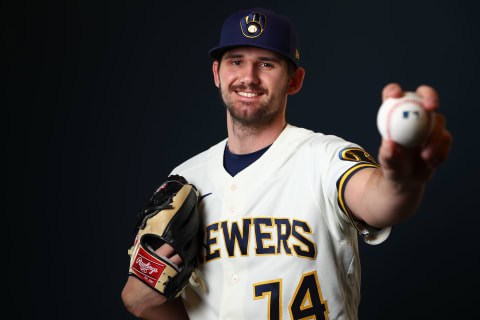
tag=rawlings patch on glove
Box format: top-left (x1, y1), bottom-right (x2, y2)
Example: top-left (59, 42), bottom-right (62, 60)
top-left (128, 175), bottom-right (201, 300)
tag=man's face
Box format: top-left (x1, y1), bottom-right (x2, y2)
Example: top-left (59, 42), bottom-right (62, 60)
top-left (213, 47), bottom-right (292, 128)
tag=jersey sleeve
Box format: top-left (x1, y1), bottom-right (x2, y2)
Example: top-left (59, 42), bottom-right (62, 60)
top-left (315, 135), bottom-right (391, 245)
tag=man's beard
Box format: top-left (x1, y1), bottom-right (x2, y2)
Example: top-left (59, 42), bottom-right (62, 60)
top-left (219, 82), bottom-right (288, 129)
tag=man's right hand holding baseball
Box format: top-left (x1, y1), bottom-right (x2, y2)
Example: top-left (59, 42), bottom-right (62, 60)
top-left (343, 83), bottom-right (452, 228)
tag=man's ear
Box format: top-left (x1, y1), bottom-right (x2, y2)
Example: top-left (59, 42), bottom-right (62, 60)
top-left (287, 67), bottom-right (305, 95)
top-left (212, 61), bottom-right (220, 88)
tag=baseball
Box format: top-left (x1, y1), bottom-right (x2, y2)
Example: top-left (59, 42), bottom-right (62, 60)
top-left (376, 92), bottom-right (435, 147)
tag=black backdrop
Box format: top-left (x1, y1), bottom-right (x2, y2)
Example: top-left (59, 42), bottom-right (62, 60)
top-left (6, 0), bottom-right (479, 319)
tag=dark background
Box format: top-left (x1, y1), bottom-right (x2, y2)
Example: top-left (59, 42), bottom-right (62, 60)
top-left (5, 0), bottom-right (478, 319)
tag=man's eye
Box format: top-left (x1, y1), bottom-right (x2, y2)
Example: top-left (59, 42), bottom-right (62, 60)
top-left (231, 60), bottom-right (242, 66)
top-left (260, 62), bottom-right (273, 68)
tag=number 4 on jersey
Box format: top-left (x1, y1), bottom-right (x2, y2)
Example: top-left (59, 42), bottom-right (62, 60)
top-left (253, 271), bottom-right (329, 320)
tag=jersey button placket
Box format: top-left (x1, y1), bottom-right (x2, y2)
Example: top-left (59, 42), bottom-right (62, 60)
top-left (225, 181), bottom-right (241, 216)
top-left (231, 274), bottom-right (239, 284)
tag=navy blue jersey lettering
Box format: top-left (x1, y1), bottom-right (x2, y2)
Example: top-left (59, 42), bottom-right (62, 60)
top-left (291, 220), bottom-right (316, 259)
top-left (221, 219), bottom-right (252, 257)
top-left (205, 223), bottom-right (221, 262)
top-left (274, 218), bottom-right (292, 255)
top-left (254, 218), bottom-right (276, 255)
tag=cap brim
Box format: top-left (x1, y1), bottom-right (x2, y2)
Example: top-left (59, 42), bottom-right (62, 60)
top-left (208, 44), bottom-right (299, 67)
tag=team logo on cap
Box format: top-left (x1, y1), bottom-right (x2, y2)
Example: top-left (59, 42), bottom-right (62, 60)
top-left (240, 12), bottom-right (266, 38)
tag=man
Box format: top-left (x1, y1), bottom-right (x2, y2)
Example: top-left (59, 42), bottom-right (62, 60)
top-left (122, 8), bottom-right (451, 320)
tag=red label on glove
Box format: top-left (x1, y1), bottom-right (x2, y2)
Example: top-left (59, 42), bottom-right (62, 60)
top-left (131, 247), bottom-right (166, 286)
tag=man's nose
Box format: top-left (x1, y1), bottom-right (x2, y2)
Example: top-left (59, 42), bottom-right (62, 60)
top-left (239, 63), bottom-right (260, 85)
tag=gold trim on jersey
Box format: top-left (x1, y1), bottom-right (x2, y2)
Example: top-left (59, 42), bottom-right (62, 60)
top-left (253, 278), bottom-right (283, 320)
top-left (254, 217), bottom-right (277, 256)
top-left (291, 219), bottom-right (316, 260)
top-left (339, 147), bottom-right (377, 165)
top-left (288, 271), bottom-right (330, 320)
top-left (274, 218), bottom-right (293, 256)
top-left (204, 222), bottom-right (222, 263)
top-left (337, 163), bottom-right (379, 237)
top-left (221, 218), bottom-right (252, 257)
top-left (202, 218), bottom-right (316, 262)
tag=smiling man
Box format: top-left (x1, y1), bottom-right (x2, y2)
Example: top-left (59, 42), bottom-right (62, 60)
top-left (122, 8), bottom-right (451, 320)
top-left (213, 46), bottom-right (305, 154)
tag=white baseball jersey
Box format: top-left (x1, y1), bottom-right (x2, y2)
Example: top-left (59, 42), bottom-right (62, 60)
top-left (171, 125), bottom-right (391, 320)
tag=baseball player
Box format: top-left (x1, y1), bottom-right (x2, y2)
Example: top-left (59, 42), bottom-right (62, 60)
top-left (122, 8), bottom-right (451, 320)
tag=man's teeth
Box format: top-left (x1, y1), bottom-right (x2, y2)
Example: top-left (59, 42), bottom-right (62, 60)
top-left (238, 92), bottom-right (260, 97)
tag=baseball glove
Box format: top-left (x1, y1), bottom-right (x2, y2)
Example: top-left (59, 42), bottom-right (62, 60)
top-left (128, 175), bottom-right (201, 300)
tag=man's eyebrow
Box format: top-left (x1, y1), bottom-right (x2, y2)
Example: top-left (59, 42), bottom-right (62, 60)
top-left (223, 53), bottom-right (244, 59)
top-left (222, 53), bottom-right (282, 63)
top-left (258, 56), bottom-right (281, 63)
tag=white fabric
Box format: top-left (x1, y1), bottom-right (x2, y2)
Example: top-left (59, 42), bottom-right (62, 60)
top-left (171, 125), bottom-right (390, 320)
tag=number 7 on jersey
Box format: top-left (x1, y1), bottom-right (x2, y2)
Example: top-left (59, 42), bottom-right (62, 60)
top-left (253, 271), bottom-right (329, 320)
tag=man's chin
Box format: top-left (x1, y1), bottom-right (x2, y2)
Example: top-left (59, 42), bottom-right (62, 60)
top-left (222, 95), bottom-right (284, 127)
top-left (229, 109), bottom-right (277, 127)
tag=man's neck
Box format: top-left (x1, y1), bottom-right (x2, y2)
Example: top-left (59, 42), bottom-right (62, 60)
top-left (226, 112), bottom-right (287, 154)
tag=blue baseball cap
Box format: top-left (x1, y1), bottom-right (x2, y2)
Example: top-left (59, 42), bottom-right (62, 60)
top-left (209, 8), bottom-right (300, 67)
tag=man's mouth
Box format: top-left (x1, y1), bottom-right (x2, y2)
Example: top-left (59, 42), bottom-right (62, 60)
top-left (236, 91), bottom-right (263, 98)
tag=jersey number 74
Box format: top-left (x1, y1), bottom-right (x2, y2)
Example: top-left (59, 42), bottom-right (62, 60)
top-left (253, 270), bottom-right (329, 320)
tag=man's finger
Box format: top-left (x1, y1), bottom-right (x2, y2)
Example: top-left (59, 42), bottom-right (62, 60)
top-left (436, 131), bottom-right (453, 166)
top-left (155, 244), bottom-right (183, 267)
top-left (416, 85), bottom-right (439, 111)
top-left (420, 114), bottom-right (446, 161)
top-left (155, 243), bottom-right (176, 257)
top-left (382, 83), bottom-right (403, 102)
top-left (169, 254), bottom-right (183, 266)
top-left (378, 139), bottom-right (398, 169)
top-left (421, 120), bottom-right (452, 169)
